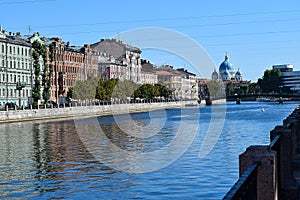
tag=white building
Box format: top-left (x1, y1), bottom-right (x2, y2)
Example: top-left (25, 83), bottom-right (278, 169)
top-left (140, 60), bottom-right (158, 85)
top-left (273, 64), bottom-right (300, 92)
top-left (0, 27), bottom-right (44, 107)
top-left (155, 65), bottom-right (197, 99)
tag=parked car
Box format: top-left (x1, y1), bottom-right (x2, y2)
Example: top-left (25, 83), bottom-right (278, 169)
top-left (48, 101), bottom-right (58, 108)
top-left (5, 102), bottom-right (18, 109)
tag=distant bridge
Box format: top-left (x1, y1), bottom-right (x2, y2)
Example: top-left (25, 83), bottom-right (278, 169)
top-left (226, 94), bottom-right (300, 101)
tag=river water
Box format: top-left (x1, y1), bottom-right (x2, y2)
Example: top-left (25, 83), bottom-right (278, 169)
top-left (0, 101), bottom-right (299, 199)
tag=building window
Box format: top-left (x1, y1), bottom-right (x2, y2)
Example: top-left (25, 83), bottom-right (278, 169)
top-left (2, 44), bottom-right (4, 53)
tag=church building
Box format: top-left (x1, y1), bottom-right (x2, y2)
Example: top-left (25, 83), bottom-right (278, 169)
top-left (211, 53), bottom-right (242, 82)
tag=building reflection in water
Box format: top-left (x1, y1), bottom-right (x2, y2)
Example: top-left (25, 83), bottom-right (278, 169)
top-left (0, 117), bottom-right (141, 198)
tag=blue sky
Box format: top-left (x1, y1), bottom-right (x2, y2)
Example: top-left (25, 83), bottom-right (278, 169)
top-left (1, 0), bottom-right (300, 81)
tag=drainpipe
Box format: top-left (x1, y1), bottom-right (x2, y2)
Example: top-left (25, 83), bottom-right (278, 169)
top-left (5, 42), bottom-right (8, 103)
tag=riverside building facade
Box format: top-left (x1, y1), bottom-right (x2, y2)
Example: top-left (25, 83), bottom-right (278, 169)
top-left (91, 39), bottom-right (142, 83)
top-left (272, 64), bottom-right (300, 92)
top-left (48, 38), bottom-right (98, 102)
top-left (0, 27), bottom-right (45, 107)
top-left (155, 65), bottom-right (197, 100)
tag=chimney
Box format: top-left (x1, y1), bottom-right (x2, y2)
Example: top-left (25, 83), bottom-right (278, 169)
top-left (0, 25), bottom-right (2, 32)
top-left (16, 32), bottom-right (21, 37)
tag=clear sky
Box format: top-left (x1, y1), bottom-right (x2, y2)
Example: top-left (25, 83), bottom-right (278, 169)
top-left (1, 0), bottom-right (300, 81)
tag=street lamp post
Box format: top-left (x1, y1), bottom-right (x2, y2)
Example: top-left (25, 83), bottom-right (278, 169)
top-left (279, 85), bottom-right (283, 95)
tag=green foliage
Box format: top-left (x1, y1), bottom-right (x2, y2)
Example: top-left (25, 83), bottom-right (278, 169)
top-left (95, 79), bottom-right (139, 100)
top-left (112, 79), bottom-right (138, 99)
top-left (32, 40), bottom-right (43, 104)
top-left (42, 42), bottom-right (55, 104)
top-left (206, 80), bottom-right (224, 98)
top-left (95, 78), bottom-right (106, 100)
top-left (133, 84), bottom-right (159, 99)
top-left (154, 83), bottom-right (172, 98)
top-left (70, 76), bottom-right (99, 100)
top-left (225, 82), bottom-right (235, 96)
top-left (67, 87), bottom-right (74, 99)
top-left (95, 78), bottom-right (118, 100)
top-left (247, 82), bottom-right (261, 94)
top-left (259, 69), bottom-right (282, 93)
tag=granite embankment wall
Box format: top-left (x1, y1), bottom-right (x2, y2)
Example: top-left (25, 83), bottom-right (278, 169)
top-left (0, 100), bottom-right (207, 123)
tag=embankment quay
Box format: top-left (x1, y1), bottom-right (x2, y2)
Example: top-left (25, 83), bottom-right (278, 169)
top-left (223, 105), bottom-right (300, 200)
top-left (227, 94), bottom-right (300, 101)
top-left (0, 99), bottom-right (227, 123)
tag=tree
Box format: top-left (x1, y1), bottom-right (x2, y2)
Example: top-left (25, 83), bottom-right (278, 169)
top-left (95, 78), bottom-right (118, 100)
top-left (95, 79), bottom-right (139, 101)
top-left (95, 78), bottom-right (106, 100)
top-left (112, 79), bottom-right (138, 99)
top-left (206, 80), bottom-right (224, 98)
top-left (247, 82), bottom-right (261, 94)
top-left (32, 40), bottom-right (44, 105)
top-left (133, 84), bottom-right (159, 99)
top-left (226, 82), bottom-right (235, 96)
top-left (42, 42), bottom-right (55, 104)
top-left (70, 76), bottom-right (99, 100)
top-left (104, 78), bottom-right (118, 100)
top-left (260, 69), bottom-right (282, 93)
top-left (154, 83), bottom-right (172, 98)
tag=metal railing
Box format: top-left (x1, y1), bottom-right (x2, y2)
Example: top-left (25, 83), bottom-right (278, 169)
top-left (223, 134), bottom-right (282, 200)
top-left (223, 162), bottom-right (260, 200)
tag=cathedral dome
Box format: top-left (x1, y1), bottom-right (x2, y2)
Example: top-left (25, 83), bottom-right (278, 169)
top-left (211, 68), bottom-right (219, 80)
top-left (219, 54), bottom-right (234, 72)
top-left (223, 70), bottom-right (230, 76)
top-left (235, 68), bottom-right (242, 81)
